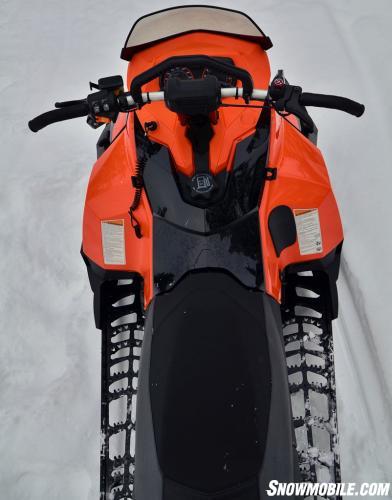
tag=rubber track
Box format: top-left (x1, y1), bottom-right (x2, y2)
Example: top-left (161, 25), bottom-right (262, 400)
top-left (100, 277), bottom-right (144, 500)
top-left (281, 272), bottom-right (341, 499)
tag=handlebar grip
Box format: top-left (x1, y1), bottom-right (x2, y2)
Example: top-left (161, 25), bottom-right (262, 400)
top-left (300, 92), bottom-right (365, 117)
top-left (28, 102), bottom-right (89, 132)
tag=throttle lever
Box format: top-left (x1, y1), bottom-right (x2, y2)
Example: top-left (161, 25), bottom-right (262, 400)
top-left (284, 86), bottom-right (315, 134)
top-left (268, 73), bottom-right (315, 133)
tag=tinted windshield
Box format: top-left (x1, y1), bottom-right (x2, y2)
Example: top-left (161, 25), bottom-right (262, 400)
top-left (122, 6), bottom-right (271, 59)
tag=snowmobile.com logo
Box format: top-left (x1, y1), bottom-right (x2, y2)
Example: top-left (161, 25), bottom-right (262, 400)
top-left (266, 481), bottom-right (391, 497)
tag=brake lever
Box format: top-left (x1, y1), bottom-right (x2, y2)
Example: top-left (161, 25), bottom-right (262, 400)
top-left (55, 99), bottom-right (87, 109)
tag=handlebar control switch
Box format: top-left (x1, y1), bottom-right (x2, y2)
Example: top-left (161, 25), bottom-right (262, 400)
top-left (269, 70), bottom-right (288, 100)
top-left (86, 75), bottom-right (125, 128)
top-left (164, 75), bottom-right (221, 116)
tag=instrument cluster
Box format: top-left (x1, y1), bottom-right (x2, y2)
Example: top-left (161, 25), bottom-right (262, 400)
top-left (160, 57), bottom-right (238, 89)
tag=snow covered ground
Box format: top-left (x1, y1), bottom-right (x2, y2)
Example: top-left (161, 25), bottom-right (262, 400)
top-left (1, 0), bottom-right (391, 498)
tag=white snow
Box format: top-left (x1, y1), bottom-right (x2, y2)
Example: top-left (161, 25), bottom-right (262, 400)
top-left (1, 0), bottom-right (392, 499)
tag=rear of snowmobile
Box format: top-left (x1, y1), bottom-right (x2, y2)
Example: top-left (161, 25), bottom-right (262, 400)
top-left (28, 6), bottom-right (365, 500)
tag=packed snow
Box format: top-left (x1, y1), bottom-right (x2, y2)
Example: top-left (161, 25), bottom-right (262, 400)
top-left (1, 0), bottom-right (391, 498)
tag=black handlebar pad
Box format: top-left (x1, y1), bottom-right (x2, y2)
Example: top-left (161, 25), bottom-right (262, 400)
top-left (130, 55), bottom-right (254, 105)
top-left (300, 92), bottom-right (365, 117)
top-left (28, 102), bottom-right (89, 132)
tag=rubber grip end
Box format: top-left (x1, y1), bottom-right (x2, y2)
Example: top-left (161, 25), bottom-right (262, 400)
top-left (356, 104), bottom-right (365, 117)
top-left (28, 120), bottom-right (39, 133)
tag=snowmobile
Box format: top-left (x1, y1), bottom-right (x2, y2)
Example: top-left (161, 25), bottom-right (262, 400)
top-left (28, 6), bottom-right (365, 500)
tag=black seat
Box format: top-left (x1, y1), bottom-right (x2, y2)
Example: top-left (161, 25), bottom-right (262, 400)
top-left (150, 272), bottom-right (271, 499)
top-left (134, 271), bottom-right (301, 500)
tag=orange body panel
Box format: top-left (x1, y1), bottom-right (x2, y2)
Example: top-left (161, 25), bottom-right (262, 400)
top-left (82, 31), bottom-right (343, 307)
top-left (111, 111), bottom-right (127, 138)
top-left (260, 111), bottom-right (343, 302)
top-left (82, 118), bottom-right (154, 305)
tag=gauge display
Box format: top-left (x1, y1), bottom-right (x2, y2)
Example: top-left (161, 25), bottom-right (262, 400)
top-left (162, 66), bottom-right (194, 87)
top-left (201, 68), bottom-right (236, 88)
top-left (160, 58), bottom-right (237, 89)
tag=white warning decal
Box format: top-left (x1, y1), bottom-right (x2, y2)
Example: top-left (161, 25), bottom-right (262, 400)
top-left (293, 208), bottom-right (323, 256)
top-left (101, 219), bottom-right (126, 265)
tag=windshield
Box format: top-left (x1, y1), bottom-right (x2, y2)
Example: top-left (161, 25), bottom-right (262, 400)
top-left (121, 6), bottom-right (272, 59)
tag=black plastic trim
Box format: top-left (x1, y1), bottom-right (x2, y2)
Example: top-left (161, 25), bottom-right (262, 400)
top-left (140, 120), bottom-right (269, 224)
top-left (281, 243), bottom-right (343, 320)
top-left (268, 205), bottom-right (297, 257)
top-left (153, 209), bottom-right (264, 294)
top-left (81, 249), bottom-right (140, 328)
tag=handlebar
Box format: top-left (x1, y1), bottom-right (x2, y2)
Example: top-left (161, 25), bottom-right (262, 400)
top-left (28, 102), bottom-right (89, 132)
top-left (28, 88), bottom-right (269, 132)
top-left (121, 88), bottom-right (364, 117)
top-left (121, 88), bottom-right (268, 107)
top-left (28, 84), bottom-right (364, 133)
top-left (300, 92), bottom-right (364, 117)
